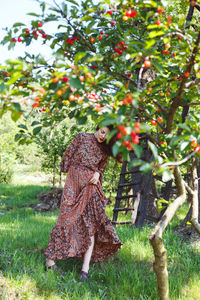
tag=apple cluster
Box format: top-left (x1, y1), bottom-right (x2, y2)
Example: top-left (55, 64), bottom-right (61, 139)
top-left (113, 41), bottom-right (128, 56)
top-left (116, 123), bottom-right (140, 150)
top-left (12, 22), bottom-right (48, 43)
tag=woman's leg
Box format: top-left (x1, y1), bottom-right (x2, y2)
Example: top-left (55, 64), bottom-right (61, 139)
top-left (81, 235), bottom-right (95, 273)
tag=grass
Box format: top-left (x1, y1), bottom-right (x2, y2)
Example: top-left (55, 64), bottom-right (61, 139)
top-left (1, 170), bottom-right (200, 299)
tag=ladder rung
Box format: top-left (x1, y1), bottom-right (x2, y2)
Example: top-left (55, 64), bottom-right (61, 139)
top-left (112, 221), bottom-right (131, 225)
top-left (120, 171), bottom-right (140, 175)
top-left (116, 194), bottom-right (137, 200)
top-left (113, 207), bottom-right (134, 212)
top-left (118, 181), bottom-right (141, 187)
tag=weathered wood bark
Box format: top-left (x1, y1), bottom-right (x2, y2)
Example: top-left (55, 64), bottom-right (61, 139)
top-left (177, 161), bottom-right (200, 231)
top-left (149, 236), bottom-right (168, 300)
top-left (166, 29), bottom-right (200, 133)
top-left (149, 158), bottom-right (187, 300)
top-left (53, 152), bottom-right (56, 186)
top-left (59, 169), bottom-right (62, 187)
top-left (189, 158), bottom-right (200, 233)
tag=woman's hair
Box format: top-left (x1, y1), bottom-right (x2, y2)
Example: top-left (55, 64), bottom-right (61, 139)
top-left (96, 125), bottom-right (122, 162)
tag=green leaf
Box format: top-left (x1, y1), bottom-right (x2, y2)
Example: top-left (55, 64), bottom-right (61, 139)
top-left (18, 124), bottom-right (28, 130)
top-left (129, 158), bottom-right (143, 168)
top-left (101, 117), bottom-right (116, 127)
top-left (31, 121), bottom-right (41, 126)
top-left (186, 221), bottom-right (191, 228)
top-left (112, 141), bottom-right (121, 157)
top-left (177, 123), bottom-right (190, 131)
top-left (66, 0), bottom-right (79, 6)
top-left (27, 13), bottom-right (40, 17)
top-left (74, 52), bottom-right (87, 64)
top-left (145, 39), bottom-right (156, 49)
top-left (148, 141), bottom-right (158, 160)
top-left (40, 2), bottom-right (46, 12)
top-left (152, 60), bottom-right (164, 73)
top-left (15, 133), bottom-right (22, 141)
top-left (7, 72), bottom-right (22, 85)
top-left (61, 2), bottom-right (68, 13)
top-left (162, 170), bottom-right (173, 182)
top-left (12, 102), bottom-right (21, 112)
top-left (77, 116), bottom-right (87, 124)
top-left (33, 126), bottom-right (42, 135)
top-left (148, 31), bottom-right (164, 38)
top-left (11, 110), bottom-right (21, 122)
top-left (25, 36), bottom-right (32, 46)
top-left (139, 124), bottom-right (151, 132)
top-left (133, 144), bottom-right (143, 158)
top-left (69, 77), bottom-right (82, 89)
top-left (180, 140), bottom-right (190, 151)
top-left (169, 134), bottom-right (190, 147)
top-left (13, 22), bottom-right (26, 27)
top-left (139, 163), bottom-right (152, 173)
top-left (0, 82), bottom-right (5, 93)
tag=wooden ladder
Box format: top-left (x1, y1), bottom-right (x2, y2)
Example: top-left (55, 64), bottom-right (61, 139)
top-left (112, 141), bottom-right (157, 227)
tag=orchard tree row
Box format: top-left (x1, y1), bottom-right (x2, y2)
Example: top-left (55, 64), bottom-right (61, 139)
top-left (1, 0), bottom-right (200, 299)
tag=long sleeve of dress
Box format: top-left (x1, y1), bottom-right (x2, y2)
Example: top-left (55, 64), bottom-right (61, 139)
top-left (60, 133), bottom-right (81, 173)
top-left (97, 155), bottom-right (108, 184)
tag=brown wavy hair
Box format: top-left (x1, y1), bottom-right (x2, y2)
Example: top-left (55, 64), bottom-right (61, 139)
top-left (96, 125), bottom-right (122, 162)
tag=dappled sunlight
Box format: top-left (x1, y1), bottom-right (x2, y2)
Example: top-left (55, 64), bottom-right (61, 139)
top-left (180, 277), bottom-right (200, 300)
top-left (1, 164), bottom-right (200, 299)
top-left (28, 213), bottom-right (58, 224)
top-left (0, 274), bottom-right (38, 299)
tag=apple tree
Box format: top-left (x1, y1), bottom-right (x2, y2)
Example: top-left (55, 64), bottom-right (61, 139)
top-left (1, 0), bottom-right (200, 298)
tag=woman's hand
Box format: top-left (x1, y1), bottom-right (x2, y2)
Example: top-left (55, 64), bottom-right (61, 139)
top-left (88, 172), bottom-right (100, 185)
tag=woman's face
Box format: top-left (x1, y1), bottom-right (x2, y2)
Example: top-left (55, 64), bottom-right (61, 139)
top-left (95, 127), bottom-right (110, 143)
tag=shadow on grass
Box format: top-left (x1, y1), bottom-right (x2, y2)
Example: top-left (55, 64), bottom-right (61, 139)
top-left (0, 183), bottom-right (52, 209)
top-left (1, 183), bottom-right (200, 299)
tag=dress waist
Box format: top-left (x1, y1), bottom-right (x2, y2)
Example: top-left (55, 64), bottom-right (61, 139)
top-left (70, 164), bottom-right (95, 172)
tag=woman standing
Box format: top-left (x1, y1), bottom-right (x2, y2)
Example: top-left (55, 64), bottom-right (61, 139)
top-left (44, 126), bottom-right (122, 281)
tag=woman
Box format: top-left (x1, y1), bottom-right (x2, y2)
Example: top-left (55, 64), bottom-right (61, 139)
top-left (44, 126), bottom-right (122, 281)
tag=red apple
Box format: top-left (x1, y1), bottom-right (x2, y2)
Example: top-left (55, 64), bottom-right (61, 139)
top-left (151, 120), bottom-right (157, 125)
top-left (157, 8), bottom-right (163, 14)
top-left (144, 60), bottom-right (151, 68)
top-left (107, 10), bottom-right (112, 15)
top-left (116, 132), bottom-right (122, 140)
top-left (158, 116), bottom-right (163, 122)
top-left (155, 20), bottom-right (161, 25)
top-left (62, 76), bottom-right (69, 82)
top-left (184, 72), bottom-right (190, 77)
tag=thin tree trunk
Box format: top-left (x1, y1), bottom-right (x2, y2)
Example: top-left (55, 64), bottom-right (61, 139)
top-left (59, 169), bottom-right (62, 187)
top-left (149, 236), bottom-right (168, 300)
top-left (149, 157), bottom-right (187, 300)
top-left (189, 158), bottom-right (200, 233)
top-left (53, 152), bottom-right (56, 187)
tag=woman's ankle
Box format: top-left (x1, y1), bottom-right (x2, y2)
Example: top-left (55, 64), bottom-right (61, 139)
top-left (46, 259), bottom-right (55, 267)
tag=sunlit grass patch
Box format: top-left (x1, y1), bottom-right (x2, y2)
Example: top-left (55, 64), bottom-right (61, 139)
top-left (1, 178), bottom-right (200, 300)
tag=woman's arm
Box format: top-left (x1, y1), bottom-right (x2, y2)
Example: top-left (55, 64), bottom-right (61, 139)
top-left (97, 155), bottom-right (109, 184)
top-left (60, 133), bottom-right (81, 173)
top-left (88, 156), bottom-right (108, 185)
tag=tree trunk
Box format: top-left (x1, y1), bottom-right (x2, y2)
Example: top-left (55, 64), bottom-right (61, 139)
top-left (190, 159), bottom-right (200, 233)
top-left (149, 158), bottom-right (187, 300)
top-left (52, 153), bottom-right (56, 187)
top-left (149, 235), bottom-right (168, 300)
top-left (59, 169), bottom-right (62, 187)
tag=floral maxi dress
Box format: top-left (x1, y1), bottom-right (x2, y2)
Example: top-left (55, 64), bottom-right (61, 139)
top-left (44, 132), bottom-right (122, 262)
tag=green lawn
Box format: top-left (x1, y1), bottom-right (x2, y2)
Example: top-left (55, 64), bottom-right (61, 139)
top-left (1, 177), bottom-right (200, 299)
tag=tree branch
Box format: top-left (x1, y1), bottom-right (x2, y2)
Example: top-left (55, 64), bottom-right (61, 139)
top-left (52, 0), bottom-right (96, 52)
top-left (166, 29), bottom-right (200, 133)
